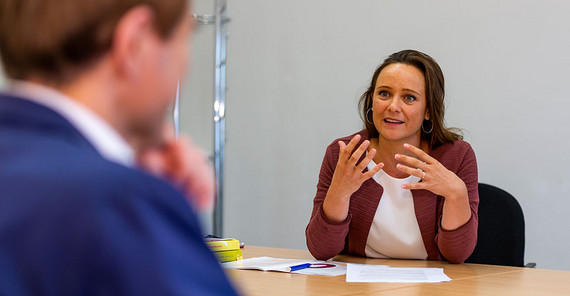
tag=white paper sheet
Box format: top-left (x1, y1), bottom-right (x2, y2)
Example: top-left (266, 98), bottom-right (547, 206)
top-left (346, 263), bottom-right (451, 283)
top-left (221, 256), bottom-right (348, 276)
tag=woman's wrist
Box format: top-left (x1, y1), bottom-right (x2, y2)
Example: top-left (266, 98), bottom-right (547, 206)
top-left (322, 189), bottom-right (351, 223)
top-left (441, 182), bottom-right (471, 230)
top-left (444, 181), bottom-right (468, 203)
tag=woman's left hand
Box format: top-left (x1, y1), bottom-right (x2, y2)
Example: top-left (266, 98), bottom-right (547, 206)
top-left (395, 143), bottom-right (467, 201)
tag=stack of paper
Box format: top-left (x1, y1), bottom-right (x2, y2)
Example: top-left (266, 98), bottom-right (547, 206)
top-left (346, 264), bottom-right (451, 283)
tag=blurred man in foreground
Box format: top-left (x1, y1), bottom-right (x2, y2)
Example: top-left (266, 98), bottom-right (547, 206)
top-left (0, 0), bottom-right (238, 294)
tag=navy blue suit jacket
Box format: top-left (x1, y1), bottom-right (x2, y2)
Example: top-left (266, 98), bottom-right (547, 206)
top-left (0, 93), bottom-right (238, 295)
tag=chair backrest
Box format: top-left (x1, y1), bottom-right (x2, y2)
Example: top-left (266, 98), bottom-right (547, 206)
top-left (465, 183), bottom-right (525, 267)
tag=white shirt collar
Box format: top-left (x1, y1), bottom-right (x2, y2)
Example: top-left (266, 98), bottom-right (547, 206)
top-left (7, 80), bottom-right (134, 167)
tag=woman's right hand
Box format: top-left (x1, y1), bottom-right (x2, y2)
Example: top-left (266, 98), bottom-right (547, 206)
top-left (322, 134), bottom-right (384, 222)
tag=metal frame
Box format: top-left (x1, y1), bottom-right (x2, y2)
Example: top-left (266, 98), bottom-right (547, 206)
top-left (175, 0), bottom-right (229, 237)
top-left (212, 0), bottom-right (229, 237)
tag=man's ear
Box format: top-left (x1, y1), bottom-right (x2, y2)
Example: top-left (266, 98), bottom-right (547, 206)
top-left (110, 5), bottom-right (155, 79)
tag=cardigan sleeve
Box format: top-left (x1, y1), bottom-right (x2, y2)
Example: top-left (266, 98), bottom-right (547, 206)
top-left (305, 142), bottom-right (351, 260)
top-left (435, 141), bottom-right (479, 263)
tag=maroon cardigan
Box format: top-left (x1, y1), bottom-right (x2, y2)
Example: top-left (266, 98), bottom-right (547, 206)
top-left (305, 130), bottom-right (479, 263)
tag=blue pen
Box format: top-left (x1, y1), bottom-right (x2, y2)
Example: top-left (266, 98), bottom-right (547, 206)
top-left (287, 263), bottom-right (312, 272)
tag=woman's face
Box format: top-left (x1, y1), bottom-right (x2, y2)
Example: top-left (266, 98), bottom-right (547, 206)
top-left (371, 63), bottom-right (429, 144)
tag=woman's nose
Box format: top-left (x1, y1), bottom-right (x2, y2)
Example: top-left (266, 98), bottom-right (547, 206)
top-left (387, 97), bottom-right (401, 112)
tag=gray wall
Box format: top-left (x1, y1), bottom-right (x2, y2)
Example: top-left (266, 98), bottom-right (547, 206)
top-left (217, 0), bottom-right (570, 271)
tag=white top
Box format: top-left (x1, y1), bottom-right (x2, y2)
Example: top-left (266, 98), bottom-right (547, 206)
top-left (364, 159), bottom-right (428, 259)
top-left (7, 81), bottom-right (134, 167)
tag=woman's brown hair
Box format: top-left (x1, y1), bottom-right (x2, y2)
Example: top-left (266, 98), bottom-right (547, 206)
top-left (358, 49), bottom-right (462, 149)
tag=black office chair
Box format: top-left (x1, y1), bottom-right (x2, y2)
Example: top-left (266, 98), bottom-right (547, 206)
top-left (465, 183), bottom-right (535, 267)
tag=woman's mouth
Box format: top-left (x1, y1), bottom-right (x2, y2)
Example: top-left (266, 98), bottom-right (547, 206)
top-left (384, 118), bottom-right (404, 124)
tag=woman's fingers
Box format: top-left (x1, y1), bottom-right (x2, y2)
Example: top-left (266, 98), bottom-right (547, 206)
top-left (397, 162), bottom-right (429, 190)
top-left (338, 135), bottom-right (361, 163)
top-left (337, 135), bottom-right (373, 173)
top-left (356, 147), bottom-right (376, 172)
top-left (395, 143), bottom-right (437, 172)
top-left (402, 181), bottom-right (427, 190)
top-left (362, 162), bottom-right (383, 180)
top-left (395, 153), bottom-right (426, 171)
top-left (396, 163), bottom-right (424, 179)
top-left (337, 141), bottom-right (347, 160)
top-left (348, 140), bottom-right (370, 167)
top-left (332, 135), bottom-right (380, 194)
top-left (347, 134), bottom-right (361, 150)
top-left (403, 143), bottom-right (436, 164)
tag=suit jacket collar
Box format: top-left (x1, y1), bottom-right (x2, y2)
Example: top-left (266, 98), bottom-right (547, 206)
top-left (0, 93), bottom-right (99, 156)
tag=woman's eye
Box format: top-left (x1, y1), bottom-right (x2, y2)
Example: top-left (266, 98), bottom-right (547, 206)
top-left (378, 91), bottom-right (390, 98)
top-left (404, 95), bottom-right (416, 102)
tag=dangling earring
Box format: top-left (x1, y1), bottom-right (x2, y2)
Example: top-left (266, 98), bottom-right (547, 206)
top-left (422, 119), bottom-right (433, 133)
top-left (366, 108), bottom-right (373, 124)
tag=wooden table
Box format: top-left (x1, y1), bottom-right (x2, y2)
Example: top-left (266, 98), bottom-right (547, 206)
top-left (226, 246), bottom-right (570, 296)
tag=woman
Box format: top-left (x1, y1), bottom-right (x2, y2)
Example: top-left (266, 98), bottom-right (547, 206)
top-left (305, 50), bottom-right (478, 264)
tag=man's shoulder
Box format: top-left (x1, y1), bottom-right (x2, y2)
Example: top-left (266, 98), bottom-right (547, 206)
top-left (59, 156), bottom-right (181, 205)
top-left (2, 136), bottom-right (180, 209)
top-left (0, 144), bottom-right (194, 244)
top-left (0, 96), bottom-right (184, 217)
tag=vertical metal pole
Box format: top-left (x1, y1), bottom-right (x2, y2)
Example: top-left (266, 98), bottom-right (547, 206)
top-left (213, 0), bottom-right (228, 237)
